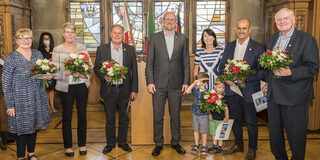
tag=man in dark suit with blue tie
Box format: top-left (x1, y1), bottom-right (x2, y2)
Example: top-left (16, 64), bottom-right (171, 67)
top-left (219, 18), bottom-right (265, 160)
top-left (94, 25), bottom-right (138, 154)
top-left (146, 12), bottom-right (190, 156)
top-left (263, 8), bottom-right (319, 160)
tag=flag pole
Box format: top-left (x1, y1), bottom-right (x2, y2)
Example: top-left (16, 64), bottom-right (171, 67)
top-left (123, 0), bottom-right (137, 56)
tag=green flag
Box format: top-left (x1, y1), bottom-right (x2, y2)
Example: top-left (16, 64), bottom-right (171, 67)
top-left (145, 3), bottom-right (155, 54)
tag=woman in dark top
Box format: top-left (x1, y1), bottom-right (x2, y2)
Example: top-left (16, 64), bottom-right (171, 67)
top-left (38, 32), bottom-right (57, 113)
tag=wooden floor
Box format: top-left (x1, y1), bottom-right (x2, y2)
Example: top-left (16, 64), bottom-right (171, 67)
top-left (1, 107), bottom-right (320, 160)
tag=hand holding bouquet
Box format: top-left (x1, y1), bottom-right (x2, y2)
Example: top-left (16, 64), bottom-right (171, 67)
top-left (198, 89), bottom-right (227, 114)
top-left (258, 48), bottom-right (294, 78)
top-left (30, 58), bottom-right (57, 88)
top-left (99, 59), bottom-right (128, 85)
top-left (221, 59), bottom-right (256, 88)
top-left (64, 53), bottom-right (92, 82)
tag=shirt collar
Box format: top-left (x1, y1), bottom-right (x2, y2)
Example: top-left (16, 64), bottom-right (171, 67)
top-left (163, 30), bottom-right (175, 37)
top-left (236, 37), bottom-right (250, 46)
top-left (111, 42), bottom-right (123, 51)
top-left (279, 27), bottom-right (295, 38)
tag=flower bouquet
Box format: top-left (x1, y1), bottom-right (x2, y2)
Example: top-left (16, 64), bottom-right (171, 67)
top-left (258, 48), bottom-right (294, 78)
top-left (64, 53), bottom-right (92, 82)
top-left (198, 89), bottom-right (227, 114)
top-left (99, 59), bottom-right (128, 85)
top-left (30, 58), bottom-right (57, 88)
top-left (221, 59), bottom-right (256, 88)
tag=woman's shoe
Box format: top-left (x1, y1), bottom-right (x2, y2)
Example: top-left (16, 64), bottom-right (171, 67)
top-left (79, 150), bottom-right (87, 155)
top-left (27, 154), bottom-right (38, 160)
top-left (79, 146), bottom-right (87, 155)
top-left (65, 152), bottom-right (74, 157)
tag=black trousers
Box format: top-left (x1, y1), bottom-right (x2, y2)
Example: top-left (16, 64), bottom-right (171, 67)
top-left (268, 97), bottom-right (308, 160)
top-left (225, 94), bottom-right (258, 150)
top-left (60, 83), bottom-right (88, 148)
top-left (103, 85), bottom-right (130, 146)
top-left (16, 132), bottom-right (37, 158)
top-left (152, 88), bottom-right (182, 146)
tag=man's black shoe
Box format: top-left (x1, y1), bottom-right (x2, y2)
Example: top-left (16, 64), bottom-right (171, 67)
top-left (103, 145), bottom-right (115, 154)
top-left (171, 144), bottom-right (186, 154)
top-left (118, 144), bottom-right (132, 152)
top-left (152, 145), bottom-right (163, 156)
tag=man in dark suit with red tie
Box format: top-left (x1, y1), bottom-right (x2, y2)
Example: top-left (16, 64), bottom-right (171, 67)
top-left (219, 18), bottom-right (266, 160)
top-left (263, 8), bottom-right (319, 160)
top-left (94, 25), bottom-right (138, 154)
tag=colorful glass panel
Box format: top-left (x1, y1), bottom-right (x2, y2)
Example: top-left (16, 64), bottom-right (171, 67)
top-left (196, 1), bottom-right (226, 47)
top-left (70, 2), bottom-right (100, 51)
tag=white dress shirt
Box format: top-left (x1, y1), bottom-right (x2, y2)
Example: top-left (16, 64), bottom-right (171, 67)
top-left (234, 38), bottom-right (250, 60)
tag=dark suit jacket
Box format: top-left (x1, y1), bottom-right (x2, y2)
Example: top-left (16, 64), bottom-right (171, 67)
top-left (94, 43), bottom-right (138, 99)
top-left (219, 39), bottom-right (266, 102)
top-left (146, 31), bottom-right (190, 89)
top-left (267, 29), bottom-right (319, 105)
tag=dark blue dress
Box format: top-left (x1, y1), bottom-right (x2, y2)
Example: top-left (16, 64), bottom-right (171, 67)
top-left (2, 49), bottom-right (50, 135)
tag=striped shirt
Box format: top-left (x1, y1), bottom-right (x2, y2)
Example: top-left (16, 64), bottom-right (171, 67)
top-left (194, 45), bottom-right (224, 90)
top-left (273, 27), bottom-right (295, 51)
top-left (51, 43), bottom-right (92, 92)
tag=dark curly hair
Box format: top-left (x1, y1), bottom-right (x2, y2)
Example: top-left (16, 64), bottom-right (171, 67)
top-left (38, 32), bottom-right (54, 50)
top-left (201, 28), bottom-right (218, 48)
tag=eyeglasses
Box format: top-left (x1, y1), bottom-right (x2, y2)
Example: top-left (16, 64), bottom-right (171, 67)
top-left (163, 18), bottom-right (176, 22)
top-left (64, 31), bottom-right (75, 34)
top-left (18, 37), bottom-right (32, 41)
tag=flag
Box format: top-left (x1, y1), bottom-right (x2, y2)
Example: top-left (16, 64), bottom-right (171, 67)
top-left (176, 2), bottom-right (182, 32)
top-left (176, 13), bottom-right (181, 33)
top-left (122, 8), bottom-right (134, 46)
top-left (145, 3), bottom-right (155, 54)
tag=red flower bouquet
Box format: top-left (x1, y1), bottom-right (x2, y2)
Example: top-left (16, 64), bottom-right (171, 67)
top-left (221, 59), bottom-right (256, 88)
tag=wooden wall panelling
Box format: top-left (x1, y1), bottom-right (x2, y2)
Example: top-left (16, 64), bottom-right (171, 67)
top-left (309, 0), bottom-right (320, 131)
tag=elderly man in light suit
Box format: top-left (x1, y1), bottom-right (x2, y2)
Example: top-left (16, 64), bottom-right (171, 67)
top-left (146, 12), bottom-right (190, 156)
top-left (263, 8), bottom-right (319, 160)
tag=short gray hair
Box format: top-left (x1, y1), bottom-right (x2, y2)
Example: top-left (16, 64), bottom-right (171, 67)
top-left (62, 22), bottom-right (76, 32)
top-left (275, 8), bottom-right (295, 20)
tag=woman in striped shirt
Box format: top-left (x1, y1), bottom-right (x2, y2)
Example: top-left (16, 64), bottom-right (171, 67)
top-left (194, 29), bottom-right (224, 90)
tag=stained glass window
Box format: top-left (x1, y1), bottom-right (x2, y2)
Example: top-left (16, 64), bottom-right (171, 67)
top-left (112, 2), bottom-right (143, 51)
top-left (70, 2), bottom-right (101, 51)
top-left (154, 1), bottom-right (184, 33)
top-left (196, 1), bottom-right (226, 47)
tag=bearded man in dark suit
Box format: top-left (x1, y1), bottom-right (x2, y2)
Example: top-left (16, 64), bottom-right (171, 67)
top-left (263, 8), bottom-right (319, 160)
top-left (146, 12), bottom-right (190, 156)
top-left (94, 25), bottom-right (138, 154)
top-left (219, 18), bottom-right (266, 160)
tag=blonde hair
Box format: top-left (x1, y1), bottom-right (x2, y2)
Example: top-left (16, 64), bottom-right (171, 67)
top-left (62, 22), bottom-right (76, 33)
top-left (195, 72), bottom-right (209, 83)
top-left (214, 76), bottom-right (224, 87)
top-left (15, 28), bottom-right (32, 41)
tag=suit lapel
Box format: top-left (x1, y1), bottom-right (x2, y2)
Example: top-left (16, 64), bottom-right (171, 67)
top-left (171, 32), bottom-right (179, 61)
top-left (243, 39), bottom-right (254, 63)
top-left (122, 43), bottom-right (127, 67)
top-left (160, 31), bottom-right (170, 61)
top-left (285, 29), bottom-right (296, 54)
top-left (229, 41), bottom-right (236, 60)
top-left (106, 43), bottom-right (112, 60)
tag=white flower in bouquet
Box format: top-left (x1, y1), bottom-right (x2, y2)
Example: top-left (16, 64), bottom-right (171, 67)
top-left (70, 53), bottom-right (77, 59)
top-left (216, 99), bottom-right (222, 106)
top-left (36, 59), bottom-right (42, 65)
top-left (82, 64), bottom-right (89, 71)
top-left (78, 54), bottom-right (85, 59)
top-left (74, 61), bottom-right (79, 65)
top-left (203, 94), bottom-right (209, 100)
top-left (43, 59), bottom-right (49, 63)
top-left (40, 65), bottom-right (49, 71)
